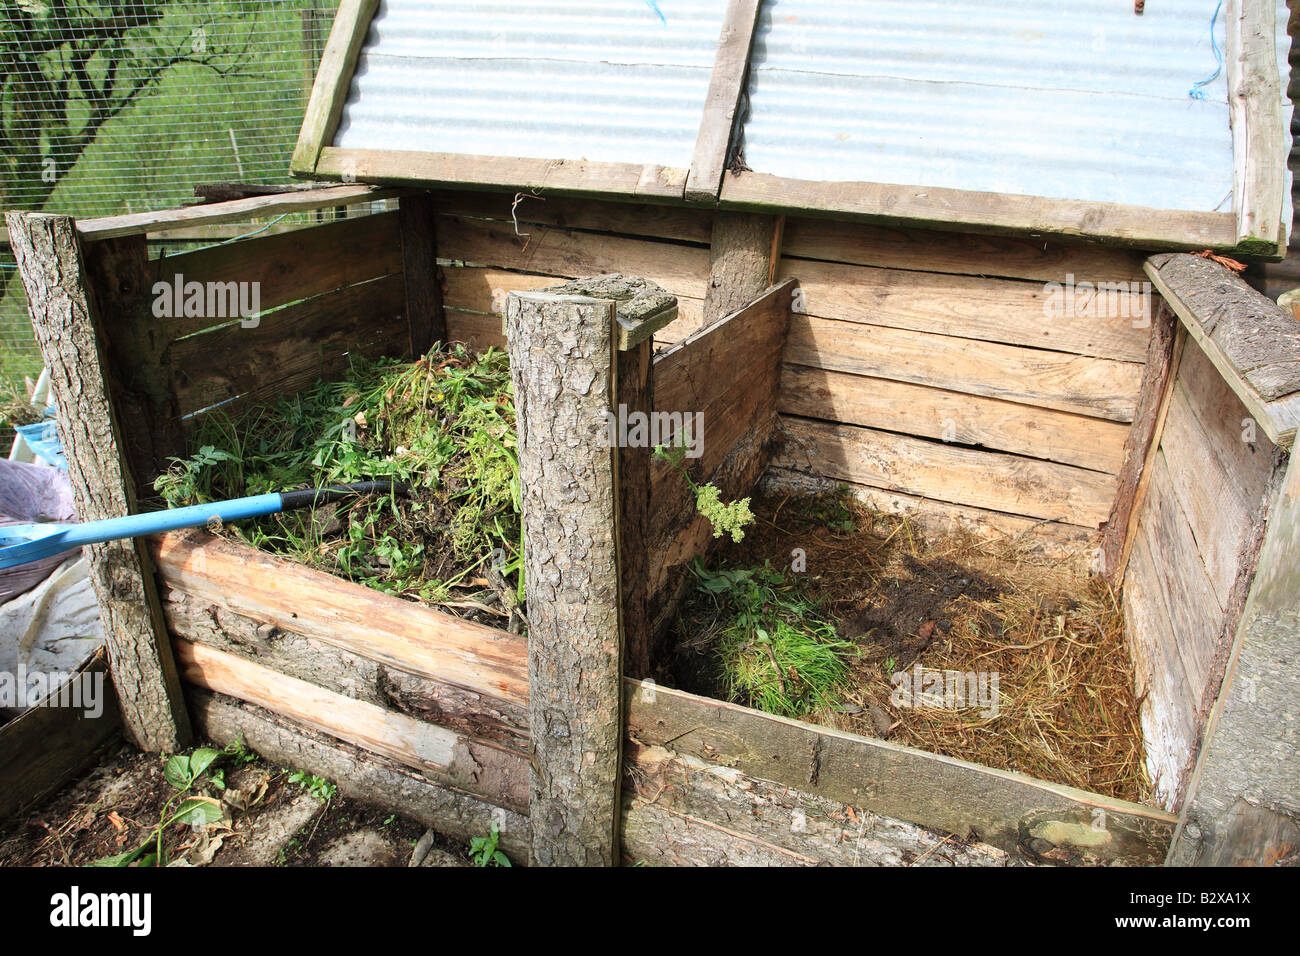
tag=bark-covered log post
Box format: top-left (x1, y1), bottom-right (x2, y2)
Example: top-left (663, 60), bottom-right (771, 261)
top-left (6, 212), bottom-right (192, 752)
top-left (505, 275), bottom-right (676, 866)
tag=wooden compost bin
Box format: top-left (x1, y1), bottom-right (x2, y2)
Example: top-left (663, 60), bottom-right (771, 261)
top-left (6, 183), bottom-right (1298, 867)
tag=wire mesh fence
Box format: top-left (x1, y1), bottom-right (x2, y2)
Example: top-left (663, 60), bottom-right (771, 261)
top-left (1, 0), bottom-right (340, 386)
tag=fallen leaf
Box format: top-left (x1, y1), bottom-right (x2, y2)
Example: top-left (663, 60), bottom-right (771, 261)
top-left (1192, 249), bottom-right (1247, 273)
top-left (846, 806), bottom-right (860, 824)
top-left (918, 620), bottom-right (936, 640)
top-left (107, 811), bottom-right (126, 832)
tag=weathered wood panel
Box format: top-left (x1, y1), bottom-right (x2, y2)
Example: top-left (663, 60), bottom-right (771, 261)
top-left (192, 689), bottom-right (531, 862)
top-left (777, 416), bottom-right (1116, 528)
top-left (786, 314), bottom-right (1142, 422)
top-left (175, 639), bottom-right (529, 813)
top-left (0, 653), bottom-right (122, 822)
top-left (780, 364), bottom-right (1128, 474)
top-left (625, 680), bottom-right (1176, 865)
top-left (149, 531), bottom-right (528, 707)
top-left (432, 190), bottom-right (711, 244)
top-left (780, 258), bottom-right (1149, 362)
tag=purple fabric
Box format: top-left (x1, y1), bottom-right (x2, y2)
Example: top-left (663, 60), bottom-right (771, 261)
top-left (0, 459), bottom-right (79, 603)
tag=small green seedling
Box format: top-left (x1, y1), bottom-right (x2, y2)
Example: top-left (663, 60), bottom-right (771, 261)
top-left (469, 823), bottom-right (511, 867)
top-left (288, 770), bottom-right (337, 802)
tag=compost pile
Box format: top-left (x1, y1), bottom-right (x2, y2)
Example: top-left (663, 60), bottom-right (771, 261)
top-left (156, 344), bottom-right (525, 630)
top-left (666, 491), bottom-right (1150, 804)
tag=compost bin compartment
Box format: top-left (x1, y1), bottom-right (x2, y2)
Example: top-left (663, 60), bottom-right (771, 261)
top-left (20, 185), bottom-right (1290, 867)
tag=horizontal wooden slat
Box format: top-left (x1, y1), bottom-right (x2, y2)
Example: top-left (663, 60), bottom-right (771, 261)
top-left (432, 190), bottom-right (712, 245)
top-left (149, 530), bottom-right (528, 707)
top-left (75, 185), bottom-right (400, 241)
top-left (722, 169), bottom-right (1240, 251)
top-left (778, 415), bottom-right (1116, 528)
top-left (439, 265), bottom-right (705, 330)
top-left (780, 258), bottom-right (1149, 362)
top-left (175, 639), bottom-right (529, 813)
top-left (781, 216), bottom-right (1147, 285)
top-left (761, 465), bottom-right (1095, 557)
top-left (438, 215), bottom-right (710, 299)
top-left (172, 273), bottom-right (407, 416)
top-left (318, 147), bottom-right (689, 201)
top-left (192, 689), bottom-right (531, 861)
top-left (779, 364), bottom-right (1127, 474)
top-left (160, 585), bottom-right (528, 753)
top-left (786, 314), bottom-right (1142, 422)
top-left (152, 211), bottom-right (403, 336)
top-left (625, 679), bottom-right (1176, 865)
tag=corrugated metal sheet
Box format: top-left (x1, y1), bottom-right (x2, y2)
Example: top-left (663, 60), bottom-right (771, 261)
top-left (334, 0), bottom-right (729, 168)
top-left (740, 0), bottom-right (1293, 215)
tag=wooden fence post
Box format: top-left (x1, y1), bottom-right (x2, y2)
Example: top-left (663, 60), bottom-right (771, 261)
top-left (505, 275), bottom-right (676, 866)
top-left (6, 212), bottom-right (192, 752)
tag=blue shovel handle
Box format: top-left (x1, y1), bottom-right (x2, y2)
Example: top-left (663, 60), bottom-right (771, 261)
top-left (0, 481), bottom-right (408, 570)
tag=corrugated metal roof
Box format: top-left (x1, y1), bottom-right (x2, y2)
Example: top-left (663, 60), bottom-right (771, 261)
top-left (333, 0), bottom-right (729, 168)
top-left (739, 0), bottom-right (1292, 214)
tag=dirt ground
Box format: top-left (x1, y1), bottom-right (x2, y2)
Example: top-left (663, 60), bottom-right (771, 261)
top-left (664, 491), bottom-right (1150, 804)
top-left (0, 742), bottom-right (478, 868)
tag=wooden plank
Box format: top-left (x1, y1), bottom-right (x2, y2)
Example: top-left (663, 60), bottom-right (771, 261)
top-left (1123, 541), bottom-right (1201, 811)
top-left (505, 283), bottom-right (625, 866)
top-left (398, 193), bottom-right (446, 355)
top-left (439, 266), bottom-right (706, 331)
top-left (781, 216), bottom-right (1147, 286)
top-left (290, 0), bottom-right (382, 175)
top-left (159, 585), bottom-right (528, 754)
top-left (1138, 452), bottom-right (1227, 696)
top-left (1101, 303), bottom-right (1180, 583)
top-left (431, 190), bottom-right (713, 244)
top-left (0, 653), bottom-right (121, 822)
top-left (316, 147), bottom-right (689, 201)
top-left (1170, 453), bottom-right (1300, 864)
top-left (779, 364), bottom-right (1128, 474)
top-left (439, 215), bottom-right (710, 299)
top-left (701, 212), bottom-right (784, 326)
top-left (624, 679), bottom-right (1177, 865)
top-left (616, 338), bottom-right (655, 679)
top-left (7, 212), bottom-right (192, 752)
top-left (786, 314), bottom-right (1143, 422)
top-left (149, 530), bottom-right (528, 707)
top-left (156, 211), bottom-right (402, 333)
top-left (761, 465), bottom-right (1095, 558)
top-left (1227, 0), bottom-right (1288, 254)
top-left (171, 273), bottom-right (408, 416)
top-left (684, 0), bottom-right (763, 203)
top-left (778, 416), bottom-right (1116, 528)
top-left (175, 639), bottom-right (528, 813)
top-left (192, 690), bottom-right (531, 862)
top-left (721, 169), bottom-right (1241, 251)
top-left (621, 742), bottom-right (1015, 867)
top-left (76, 185), bottom-right (398, 241)
top-left (1146, 253), bottom-right (1300, 448)
top-left (1159, 385), bottom-right (1259, 604)
top-left (780, 257), bottom-right (1150, 363)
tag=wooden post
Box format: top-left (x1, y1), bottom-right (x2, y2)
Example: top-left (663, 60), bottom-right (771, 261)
top-left (701, 212), bottom-right (784, 327)
top-left (397, 192), bottom-right (446, 356)
top-left (6, 212), bottom-right (192, 752)
top-left (1168, 450), bottom-right (1300, 865)
top-left (505, 275), bottom-right (675, 866)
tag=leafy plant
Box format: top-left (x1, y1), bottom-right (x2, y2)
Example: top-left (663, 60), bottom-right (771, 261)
top-left (468, 823), bottom-right (511, 867)
top-left (92, 746), bottom-right (226, 867)
top-left (153, 444), bottom-right (237, 506)
top-left (288, 770), bottom-right (336, 802)
top-left (692, 559), bottom-right (854, 718)
top-left (654, 443), bottom-right (754, 542)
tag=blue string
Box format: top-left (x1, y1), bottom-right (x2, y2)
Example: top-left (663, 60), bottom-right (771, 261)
top-left (644, 1), bottom-right (666, 25)
top-left (1189, 0), bottom-right (1224, 100)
